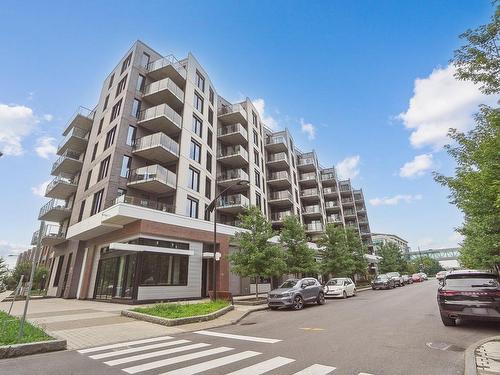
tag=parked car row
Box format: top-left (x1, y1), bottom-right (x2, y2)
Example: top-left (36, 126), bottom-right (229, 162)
top-left (371, 272), bottom-right (428, 290)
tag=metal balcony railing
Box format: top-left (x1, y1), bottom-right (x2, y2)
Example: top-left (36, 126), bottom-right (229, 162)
top-left (39, 199), bottom-right (69, 218)
top-left (133, 132), bottom-right (179, 156)
top-left (58, 126), bottom-right (88, 150)
top-left (51, 149), bottom-right (81, 174)
top-left (217, 123), bottom-right (248, 138)
top-left (45, 174), bottom-right (77, 195)
top-left (128, 165), bottom-right (177, 186)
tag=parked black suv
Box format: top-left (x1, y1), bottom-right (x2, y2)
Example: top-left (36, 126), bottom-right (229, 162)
top-left (371, 274), bottom-right (395, 290)
top-left (437, 270), bottom-right (500, 326)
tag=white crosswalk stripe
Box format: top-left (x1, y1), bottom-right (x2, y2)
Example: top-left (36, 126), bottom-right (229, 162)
top-left (159, 350), bottom-right (261, 375)
top-left (77, 336), bottom-right (173, 354)
top-left (77, 335), bottom-right (375, 375)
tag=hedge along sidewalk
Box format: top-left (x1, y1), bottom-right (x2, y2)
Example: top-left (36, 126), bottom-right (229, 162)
top-left (0, 311), bottom-right (66, 358)
top-left (122, 300), bottom-right (234, 326)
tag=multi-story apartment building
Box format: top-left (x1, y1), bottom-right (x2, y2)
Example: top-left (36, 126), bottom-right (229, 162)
top-left (28, 41), bottom-right (374, 303)
top-left (372, 233), bottom-right (410, 257)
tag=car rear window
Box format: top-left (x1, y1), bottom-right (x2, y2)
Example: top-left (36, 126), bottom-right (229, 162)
top-left (445, 274), bottom-right (499, 288)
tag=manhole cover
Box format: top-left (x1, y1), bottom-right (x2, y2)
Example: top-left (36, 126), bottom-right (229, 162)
top-left (426, 342), bottom-right (464, 352)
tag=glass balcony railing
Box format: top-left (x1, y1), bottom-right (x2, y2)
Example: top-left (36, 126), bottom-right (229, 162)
top-left (266, 136), bottom-right (287, 146)
top-left (268, 171), bottom-right (289, 181)
top-left (269, 191), bottom-right (293, 201)
top-left (217, 123), bottom-right (248, 138)
top-left (301, 188), bottom-right (319, 196)
top-left (51, 149), bottom-right (82, 174)
top-left (58, 126), bottom-right (88, 150)
top-left (323, 187), bottom-right (336, 194)
top-left (306, 223), bottom-right (324, 232)
top-left (113, 194), bottom-right (175, 213)
top-left (39, 199), bottom-right (70, 218)
top-left (217, 169), bottom-right (249, 182)
top-left (138, 103), bottom-right (182, 129)
top-left (342, 198), bottom-right (354, 204)
top-left (321, 173), bottom-right (335, 181)
top-left (128, 165), bottom-right (177, 187)
top-left (267, 152), bottom-right (288, 163)
top-left (325, 201), bottom-right (339, 208)
top-left (217, 103), bottom-right (245, 116)
top-left (299, 172), bottom-right (316, 181)
top-left (327, 215), bottom-right (342, 223)
top-left (271, 211), bottom-right (292, 221)
top-left (133, 132), bottom-right (179, 156)
top-left (143, 77), bottom-right (184, 102)
top-left (298, 157), bottom-right (315, 166)
top-left (45, 174), bottom-right (77, 195)
top-left (147, 55), bottom-right (187, 79)
top-left (303, 205), bottom-right (321, 214)
top-left (218, 194), bottom-right (250, 208)
top-left (344, 210), bottom-right (356, 216)
top-left (217, 145), bottom-right (249, 160)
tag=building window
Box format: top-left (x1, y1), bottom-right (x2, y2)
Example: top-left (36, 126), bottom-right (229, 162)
top-left (209, 87), bottom-right (214, 105)
top-left (256, 192), bottom-right (261, 209)
top-left (126, 125), bottom-right (137, 146)
top-left (204, 204), bottom-right (211, 221)
top-left (116, 74), bottom-right (128, 97)
top-left (141, 52), bottom-right (150, 68)
top-left (205, 177), bottom-right (211, 199)
top-left (121, 53), bottom-right (132, 74)
top-left (192, 115), bottom-right (202, 137)
top-left (132, 99), bottom-right (141, 118)
top-left (190, 139), bottom-right (201, 163)
top-left (196, 71), bottom-right (205, 92)
top-left (120, 155), bottom-right (131, 178)
top-left (188, 167), bottom-right (200, 191)
top-left (110, 99), bottom-right (122, 122)
top-left (140, 253), bottom-right (188, 286)
top-left (117, 188), bottom-right (127, 197)
top-left (194, 92), bottom-right (204, 113)
top-left (108, 74), bottom-right (115, 89)
top-left (253, 130), bottom-right (258, 145)
top-left (104, 126), bottom-right (116, 150)
top-left (78, 201), bottom-right (85, 222)
top-left (206, 151), bottom-right (212, 173)
top-left (252, 111), bottom-right (258, 125)
top-left (262, 177), bottom-right (265, 193)
top-left (208, 108), bottom-right (214, 126)
top-left (91, 142), bottom-right (99, 161)
top-left (186, 196), bottom-right (199, 218)
top-left (103, 95), bottom-right (110, 111)
top-left (97, 118), bottom-right (104, 135)
top-left (98, 156), bottom-right (111, 181)
top-left (254, 150), bottom-right (259, 168)
top-left (207, 129), bottom-right (213, 149)
top-left (255, 170), bottom-right (260, 188)
top-left (136, 74), bottom-right (145, 92)
top-left (85, 170), bottom-right (92, 190)
top-left (91, 189), bottom-right (104, 215)
top-left (52, 255), bottom-right (65, 287)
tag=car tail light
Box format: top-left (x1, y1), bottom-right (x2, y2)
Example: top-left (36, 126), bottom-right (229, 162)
top-left (439, 290), bottom-right (459, 296)
top-left (439, 290), bottom-right (500, 297)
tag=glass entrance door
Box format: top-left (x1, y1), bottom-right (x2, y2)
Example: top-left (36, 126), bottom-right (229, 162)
top-left (94, 253), bottom-right (137, 300)
top-left (94, 257), bottom-right (118, 300)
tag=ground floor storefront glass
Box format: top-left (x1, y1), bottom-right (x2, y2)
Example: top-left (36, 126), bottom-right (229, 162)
top-left (94, 250), bottom-right (136, 300)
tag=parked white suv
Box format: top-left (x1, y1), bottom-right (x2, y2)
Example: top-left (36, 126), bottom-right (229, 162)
top-left (324, 277), bottom-right (357, 298)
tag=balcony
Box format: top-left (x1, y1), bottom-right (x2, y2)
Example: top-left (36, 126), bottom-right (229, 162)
top-left (270, 210), bottom-right (292, 224)
top-left (354, 193), bottom-right (363, 202)
top-left (38, 199), bottom-right (72, 222)
top-left (339, 181), bottom-right (352, 194)
top-left (305, 222), bottom-right (324, 233)
top-left (137, 104), bottom-right (182, 136)
top-left (297, 157), bottom-right (316, 172)
top-left (127, 165), bottom-right (177, 194)
top-left (40, 224), bottom-right (66, 246)
top-left (356, 205), bottom-right (366, 213)
top-left (267, 171), bottom-right (290, 188)
top-left (299, 172), bottom-right (317, 187)
top-left (268, 190), bottom-right (294, 206)
top-left (57, 126), bottom-right (89, 156)
top-left (342, 198), bottom-right (355, 206)
top-left (112, 194), bottom-right (175, 213)
top-left (323, 187), bottom-right (337, 197)
top-left (147, 55), bottom-right (187, 87)
top-left (343, 209), bottom-right (357, 218)
top-left (346, 222), bottom-right (359, 229)
top-left (217, 123), bottom-right (248, 145)
top-left (217, 145), bottom-right (249, 167)
top-left (45, 174), bottom-right (78, 199)
top-left (327, 215), bottom-right (342, 224)
top-left (62, 106), bottom-right (95, 136)
top-left (300, 188), bottom-right (320, 202)
top-left (266, 152), bottom-right (289, 169)
top-left (217, 194), bottom-right (249, 213)
top-left (133, 132), bottom-right (179, 164)
top-left (51, 149), bottom-right (83, 176)
top-left (217, 169), bottom-right (249, 188)
top-left (143, 77), bottom-right (184, 109)
top-left (31, 230), bottom-right (39, 246)
top-left (325, 201), bottom-right (340, 211)
top-left (321, 172), bottom-right (336, 186)
top-left (218, 103), bottom-right (247, 124)
top-left (265, 135), bottom-right (288, 153)
top-left (302, 205), bottom-right (322, 217)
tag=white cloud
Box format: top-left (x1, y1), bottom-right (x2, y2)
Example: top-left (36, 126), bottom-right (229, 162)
top-left (399, 153), bottom-right (434, 178)
top-left (31, 180), bottom-right (51, 197)
top-left (0, 240), bottom-right (28, 268)
top-left (336, 155), bottom-right (360, 180)
top-left (252, 98), bottom-right (279, 130)
top-left (43, 114), bottom-right (54, 122)
top-left (369, 194), bottom-right (423, 206)
top-left (0, 103), bottom-right (39, 156)
top-left (398, 64), bottom-right (498, 150)
top-left (35, 136), bottom-right (57, 159)
top-left (300, 118), bottom-right (316, 140)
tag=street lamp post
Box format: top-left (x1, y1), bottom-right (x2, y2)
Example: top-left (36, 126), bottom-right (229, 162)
top-left (205, 179), bottom-right (249, 300)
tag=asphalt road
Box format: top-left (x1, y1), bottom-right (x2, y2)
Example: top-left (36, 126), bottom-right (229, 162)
top-left (1, 280), bottom-right (498, 375)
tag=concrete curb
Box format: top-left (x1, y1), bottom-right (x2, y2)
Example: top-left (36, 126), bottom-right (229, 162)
top-left (121, 304), bottom-right (234, 326)
top-left (232, 306), bottom-right (270, 324)
top-left (0, 339), bottom-right (66, 359)
top-left (464, 336), bottom-right (500, 375)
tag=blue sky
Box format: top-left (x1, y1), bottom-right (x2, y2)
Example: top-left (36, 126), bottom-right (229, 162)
top-left (0, 1), bottom-right (497, 266)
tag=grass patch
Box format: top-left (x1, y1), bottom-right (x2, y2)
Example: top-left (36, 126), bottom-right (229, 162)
top-left (132, 300), bottom-right (230, 319)
top-left (0, 311), bottom-right (52, 346)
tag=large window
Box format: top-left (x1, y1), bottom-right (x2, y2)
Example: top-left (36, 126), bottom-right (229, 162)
top-left (141, 52), bottom-right (150, 68)
top-left (103, 95), bottom-right (109, 111)
top-left (126, 125), bottom-right (137, 146)
top-left (206, 151), bottom-right (212, 173)
top-left (136, 74), bottom-right (145, 92)
top-left (196, 71), bottom-right (205, 92)
top-left (98, 156), bottom-right (110, 181)
top-left (110, 99), bottom-right (122, 122)
top-left (190, 139), bottom-right (201, 163)
top-left (205, 177), bottom-right (211, 199)
top-left (188, 167), bottom-right (200, 191)
top-left (132, 99), bottom-right (141, 118)
top-left (121, 53), bottom-right (132, 74)
top-left (78, 200), bottom-right (85, 222)
top-left (194, 92), bottom-right (204, 113)
top-left (91, 189), bottom-right (104, 215)
top-left (192, 115), bottom-right (202, 137)
top-left (208, 108), bottom-right (214, 126)
top-left (186, 196), bottom-right (199, 218)
top-left (255, 170), bottom-right (261, 188)
top-left (140, 253), bottom-right (189, 286)
top-left (207, 129), bottom-right (213, 149)
top-left (209, 87), bottom-right (214, 105)
top-left (91, 142), bottom-right (99, 161)
top-left (85, 170), bottom-right (92, 190)
top-left (256, 192), bottom-right (261, 209)
top-left (104, 126), bottom-right (116, 150)
top-left (116, 75), bottom-right (128, 97)
top-left (120, 155), bottom-right (131, 178)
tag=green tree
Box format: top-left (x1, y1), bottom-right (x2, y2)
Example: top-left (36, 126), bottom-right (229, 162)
top-left (418, 256), bottom-right (444, 276)
top-left (452, 3), bottom-right (500, 95)
top-left (280, 216), bottom-right (318, 277)
top-left (12, 261), bottom-right (31, 283)
top-left (228, 206), bottom-right (286, 299)
top-left (0, 257), bottom-right (8, 283)
top-left (377, 243), bottom-right (407, 274)
top-left (345, 228), bottom-right (368, 278)
top-left (434, 107), bottom-right (500, 273)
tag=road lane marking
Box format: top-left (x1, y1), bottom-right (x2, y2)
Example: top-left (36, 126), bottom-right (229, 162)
top-left (78, 336), bottom-right (173, 353)
top-left (122, 346), bottom-right (234, 374)
top-left (299, 327), bottom-right (325, 331)
top-left (194, 330), bottom-right (281, 343)
top-left (225, 356), bottom-right (295, 375)
top-left (358, 373), bottom-right (374, 375)
top-left (89, 339), bottom-right (190, 359)
top-left (159, 350), bottom-right (261, 375)
top-left (293, 364), bottom-right (337, 374)
top-left (103, 343), bottom-right (210, 366)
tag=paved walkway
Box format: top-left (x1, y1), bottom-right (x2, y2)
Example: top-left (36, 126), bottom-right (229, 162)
top-left (0, 298), bottom-right (265, 350)
top-left (476, 340), bottom-right (500, 374)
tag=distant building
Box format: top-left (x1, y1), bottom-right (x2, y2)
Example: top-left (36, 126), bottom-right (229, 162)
top-left (372, 233), bottom-right (410, 257)
top-left (407, 247), bottom-right (460, 270)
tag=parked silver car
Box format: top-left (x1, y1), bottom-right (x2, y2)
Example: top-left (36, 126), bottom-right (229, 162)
top-left (267, 278), bottom-right (325, 310)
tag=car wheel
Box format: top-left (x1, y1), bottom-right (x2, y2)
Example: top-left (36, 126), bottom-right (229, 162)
top-left (317, 292), bottom-right (326, 305)
top-left (372, 286), bottom-right (376, 290)
top-left (292, 295), bottom-right (304, 310)
top-left (342, 291), bottom-right (347, 299)
top-left (353, 288), bottom-right (357, 296)
top-left (441, 315), bottom-right (456, 326)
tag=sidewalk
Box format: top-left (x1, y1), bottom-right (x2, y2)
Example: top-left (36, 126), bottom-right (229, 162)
top-left (466, 336), bottom-right (500, 375)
